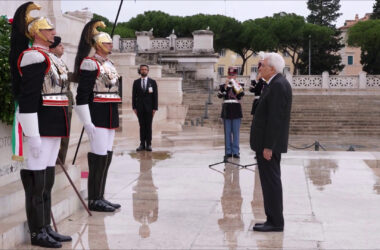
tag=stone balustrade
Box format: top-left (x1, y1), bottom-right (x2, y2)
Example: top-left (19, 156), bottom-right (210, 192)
top-left (218, 72), bottom-right (380, 90)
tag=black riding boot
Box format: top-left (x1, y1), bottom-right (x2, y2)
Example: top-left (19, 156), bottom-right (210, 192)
top-left (87, 152), bottom-right (115, 212)
top-left (44, 167), bottom-right (72, 242)
top-left (99, 151), bottom-right (121, 209)
top-left (20, 169), bottom-right (62, 248)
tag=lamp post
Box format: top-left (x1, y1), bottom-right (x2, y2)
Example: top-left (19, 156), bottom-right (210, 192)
top-left (308, 34), bottom-right (311, 75)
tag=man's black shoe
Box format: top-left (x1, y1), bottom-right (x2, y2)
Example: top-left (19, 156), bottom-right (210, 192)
top-left (254, 222), bottom-right (265, 227)
top-left (102, 199), bottom-right (121, 209)
top-left (31, 228), bottom-right (62, 248)
top-left (46, 225), bottom-right (72, 242)
top-left (136, 144), bottom-right (145, 151)
top-left (253, 223), bottom-right (283, 232)
top-left (146, 145), bottom-right (152, 151)
top-left (225, 154), bottom-right (232, 158)
top-left (89, 200), bottom-right (115, 212)
top-left (233, 154), bottom-right (240, 158)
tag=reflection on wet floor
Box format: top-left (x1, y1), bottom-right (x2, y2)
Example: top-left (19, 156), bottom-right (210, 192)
top-left (305, 159), bottom-right (339, 191)
top-left (15, 127), bottom-right (380, 249)
top-left (218, 164), bottom-right (244, 250)
top-left (132, 152), bottom-right (159, 238)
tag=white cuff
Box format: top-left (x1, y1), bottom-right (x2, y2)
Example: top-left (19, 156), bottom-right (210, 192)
top-left (74, 104), bottom-right (92, 125)
top-left (18, 113), bottom-right (40, 137)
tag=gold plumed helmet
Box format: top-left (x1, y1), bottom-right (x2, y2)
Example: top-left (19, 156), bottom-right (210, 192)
top-left (91, 21), bottom-right (112, 53)
top-left (25, 3), bottom-right (54, 42)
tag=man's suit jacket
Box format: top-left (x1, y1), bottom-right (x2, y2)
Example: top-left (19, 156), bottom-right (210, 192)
top-left (132, 77), bottom-right (158, 113)
top-left (250, 73), bottom-right (292, 153)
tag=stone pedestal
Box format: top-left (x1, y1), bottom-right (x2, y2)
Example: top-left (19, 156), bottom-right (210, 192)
top-left (192, 30), bottom-right (214, 53)
top-left (136, 31), bottom-right (153, 52)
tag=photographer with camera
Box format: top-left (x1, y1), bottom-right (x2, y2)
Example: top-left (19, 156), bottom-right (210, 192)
top-left (217, 67), bottom-right (245, 159)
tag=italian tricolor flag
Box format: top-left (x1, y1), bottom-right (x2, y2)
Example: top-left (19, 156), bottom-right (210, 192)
top-left (12, 102), bottom-right (24, 162)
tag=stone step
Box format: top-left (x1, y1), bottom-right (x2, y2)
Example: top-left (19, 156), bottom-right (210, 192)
top-left (0, 165), bottom-right (83, 249)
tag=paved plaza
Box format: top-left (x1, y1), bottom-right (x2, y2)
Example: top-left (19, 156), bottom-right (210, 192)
top-left (15, 127), bottom-right (380, 249)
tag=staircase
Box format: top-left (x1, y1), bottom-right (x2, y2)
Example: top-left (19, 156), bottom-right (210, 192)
top-left (184, 90), bottom-right (380, 136)
top-left (0, 165), bottom-right (83, 248)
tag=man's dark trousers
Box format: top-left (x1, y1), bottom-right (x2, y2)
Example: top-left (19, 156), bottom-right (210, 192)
top-left (256, 151), bottom-right (284, 227)
top-left (137, 109), bottom-right (153, 146)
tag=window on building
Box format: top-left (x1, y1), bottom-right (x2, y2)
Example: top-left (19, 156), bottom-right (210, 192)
top-left (283, 66), bottom-right (291, 74)
top-left (217, 66), bottom-right (224, 76)
top-left (236, 66), bottom-right (242, 75)
top-left (251, 66), bottom-right (258, 73)
top-left (348, 56), bottom-right (353, 65)
top-left (219, 49), bottom-right (226, 57)
top-left (283, 51), bottom-right (290, 57)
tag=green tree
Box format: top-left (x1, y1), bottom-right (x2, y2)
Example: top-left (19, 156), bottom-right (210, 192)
top-left (270, 13), bottom-right (307, 74)
top-left (305, 0), bottom-right (343, 74)
top-left (0, 16), bottom-right (14, 125)
top-left (299, 23), bottom-right (343, 74)
top-left (306, 0), bottom-right (341, 28)
top-left (347, 20), bottom-right (380, 74)
top-left (371, 0), bottom-right (380, 19)
top-left (235, 18), bottom-right (277, 75)
top-left (92, 13), bottom-right (135, 38)
top-left (127, 11), bottom-right (179, 37)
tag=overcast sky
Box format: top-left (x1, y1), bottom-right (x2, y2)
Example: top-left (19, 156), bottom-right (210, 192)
top-left (61, 0), bottom-right (375, 28)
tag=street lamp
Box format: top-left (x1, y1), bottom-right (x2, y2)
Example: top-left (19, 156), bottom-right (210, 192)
top-left (308, 34), bottom-right (311, 75)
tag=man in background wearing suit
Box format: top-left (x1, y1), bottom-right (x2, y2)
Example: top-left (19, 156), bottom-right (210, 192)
top-left (132, 64), bottom-right (158, 151)
top-left (250, 52), bottom-right (292, 232)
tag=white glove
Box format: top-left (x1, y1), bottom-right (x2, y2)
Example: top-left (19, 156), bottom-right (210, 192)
top-left (28, 136), bottom-right (41, 158)
top-left (75, 104), bottom-right (96, 140)
top-left (84, 123), bottom-right (96, 141)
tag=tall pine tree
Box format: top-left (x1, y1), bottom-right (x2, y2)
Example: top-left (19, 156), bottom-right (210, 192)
top-left (371, 0), bottom-right (380, 19)
top-left (302, 0), bottom-right (343, 74)
top-left (307, 0), bottom-right (341, 28)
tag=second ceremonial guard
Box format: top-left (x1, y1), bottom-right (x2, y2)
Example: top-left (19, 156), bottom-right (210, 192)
top-left (74, 20), bottom-right (122, 212)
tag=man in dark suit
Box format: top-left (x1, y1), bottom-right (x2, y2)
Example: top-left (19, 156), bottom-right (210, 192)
top-left (132, 65), bottom-right (158, 151)
top-left (250, 52), bottom-right (292, 232)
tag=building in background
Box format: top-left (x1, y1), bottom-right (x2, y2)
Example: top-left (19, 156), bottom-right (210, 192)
top-left (215, 49), bottom-right (293, 78)
top-left (339, 13), bottom-right (371, 75)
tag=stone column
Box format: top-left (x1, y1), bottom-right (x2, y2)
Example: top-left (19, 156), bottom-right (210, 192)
top-left (359, 71), bottom-right (367, 89)
top-left (136, 30), bottom-right (153, 52)
top-left (322, 71), bottom-right (329, 89)
top-left (285, 71), bottom-right (293, 87)
top-left (113, 35), bottom-right (120, 52)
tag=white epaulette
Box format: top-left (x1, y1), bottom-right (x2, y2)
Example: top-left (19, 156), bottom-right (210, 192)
top-left (80, 58), bottom-right (98, 71)
top-left (20, 50), bottom-right (45, 67)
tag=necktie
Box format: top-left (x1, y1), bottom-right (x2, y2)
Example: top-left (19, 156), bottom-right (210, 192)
top-left (143, 79), bottom-right (146, 91)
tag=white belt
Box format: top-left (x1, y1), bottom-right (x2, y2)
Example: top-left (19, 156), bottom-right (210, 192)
top-left (254, 96), bottom-right (260, 100)
top-left (224, 100), bottom-right (239, 103)
top-left (93, 93), bottom-right (122, 103)
top-left (42, 94), bottom-right (69, 106)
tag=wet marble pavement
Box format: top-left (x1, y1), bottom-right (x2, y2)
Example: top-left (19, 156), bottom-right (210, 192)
top-left (17, 127), bottom-right (380, 249)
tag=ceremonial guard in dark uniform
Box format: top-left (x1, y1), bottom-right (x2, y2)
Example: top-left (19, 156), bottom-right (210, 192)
top-left (74, 20), bottom-right (121, 212)
top-left (249, 77), bottom-right (266, 115)
top-left (217, 67), bottom-right (245, 158)
top-left (9, 2), bottom-right (71, 248)
top-left (48, 36), bottom-right (73, 164)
